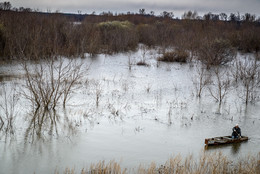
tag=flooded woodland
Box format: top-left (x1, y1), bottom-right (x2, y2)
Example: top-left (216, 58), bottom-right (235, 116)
top-left (1, 48), bottom-right (260, 173)
top-left (1, 6), bottom-right (260, 174)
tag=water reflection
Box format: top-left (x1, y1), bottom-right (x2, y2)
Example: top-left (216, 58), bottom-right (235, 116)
top-left (231, 143), bottom-right (241, 154)
top-left (24, 108), bottom-right (59, 143)
top-left (1, 52), bottom-right (260, 173)
top-left (23, 107), bottom-right (85, 144)
top-left (205, 141), bottom-right (248, 156)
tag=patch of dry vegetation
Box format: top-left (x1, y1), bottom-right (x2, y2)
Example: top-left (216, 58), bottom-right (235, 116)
top-left (58, 152), bottom-right (260, 174)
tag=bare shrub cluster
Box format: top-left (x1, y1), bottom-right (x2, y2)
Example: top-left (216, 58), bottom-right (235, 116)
top-left (158, 50), bottom-right (189, 63)
top-left (192, 54), bottom-right (260, 106)
top-left (232, 56), bottom-right (260, 104)
top-left (22, 57), bottom-right (84, 111)
top-left (20, 57), bottom-right (84, 137)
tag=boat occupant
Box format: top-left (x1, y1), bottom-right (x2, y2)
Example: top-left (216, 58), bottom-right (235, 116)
top-left (232, 124), bottom-right (241, 139)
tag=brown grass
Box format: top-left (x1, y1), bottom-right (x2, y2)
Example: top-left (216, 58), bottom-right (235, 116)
top-left (57, 152), bottom-right (260, 174)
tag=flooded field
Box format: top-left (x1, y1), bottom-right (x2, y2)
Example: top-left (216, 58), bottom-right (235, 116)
top-left (0, 48), bottom-right (260, 174)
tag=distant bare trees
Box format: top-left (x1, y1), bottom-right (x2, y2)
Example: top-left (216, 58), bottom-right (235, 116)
top-left (182, 11), bottom-right (198, 20)
top-left (1, 8), bottom-right (260, 62)
top-left (0, 1), bottom-right (11, 10)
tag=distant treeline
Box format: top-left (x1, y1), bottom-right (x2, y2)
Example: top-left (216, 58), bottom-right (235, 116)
top-left (0, 1), bottom-right (260, 61)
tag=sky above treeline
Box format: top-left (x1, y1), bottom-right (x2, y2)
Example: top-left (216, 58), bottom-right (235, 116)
top-left (8, 0), bottom-right (260, 17)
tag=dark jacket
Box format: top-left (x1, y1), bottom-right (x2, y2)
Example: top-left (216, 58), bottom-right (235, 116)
top-left (232, 126), bottom-right (241, 137)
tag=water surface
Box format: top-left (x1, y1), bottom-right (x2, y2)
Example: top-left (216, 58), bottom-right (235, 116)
top-left (0, 49), bottom-right (260, 174)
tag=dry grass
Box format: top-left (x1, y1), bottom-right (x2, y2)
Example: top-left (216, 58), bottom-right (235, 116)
top-left (60, 161), bottom-right (127, 174)
top-left (57, 152), bottom-right (260, 174)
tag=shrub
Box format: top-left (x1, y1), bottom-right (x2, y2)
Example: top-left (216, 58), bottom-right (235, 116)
top-left (158, 50), bottom-right (189, 63)
top-left (229, 28), bottom-right (260, 53)
top-left (136, 61), bottom-right (149, 66)
top-left (97, 21), bottom-right (138, 53)
top-left (198, 38), bottom-right (235, 68)
top-left (137, 24), bottom-right (157, 46)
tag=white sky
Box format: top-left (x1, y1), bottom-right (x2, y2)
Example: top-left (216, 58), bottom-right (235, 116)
top-left (8, 0), bottom-right (260, 17)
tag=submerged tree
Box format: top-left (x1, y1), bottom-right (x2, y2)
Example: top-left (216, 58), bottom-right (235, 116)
top-left (234, 56), bottom-right (260, 105)
top-left (21, 57), bottom-right (85, 137)
top-left (207, 67), bottom-right (231, 106)
top-left (22, 57), bottom-right (84, 111)
top-left (192, 64), bottom-right (211, 98)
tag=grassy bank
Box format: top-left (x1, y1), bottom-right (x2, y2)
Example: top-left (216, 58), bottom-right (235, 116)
top-left (56, 152), bottom-right (260, 174)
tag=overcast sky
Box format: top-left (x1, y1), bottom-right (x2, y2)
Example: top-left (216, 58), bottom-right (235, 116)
top-left (8, 0), bottom-right (260, 17)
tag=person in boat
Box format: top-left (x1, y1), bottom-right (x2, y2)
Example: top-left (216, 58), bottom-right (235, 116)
top-left (232, 124), bottom-right (241, 139)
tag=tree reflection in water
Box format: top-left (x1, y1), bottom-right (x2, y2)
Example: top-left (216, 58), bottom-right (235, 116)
top-left (231, 143), bottom-right (241, 154)
top-left (23, 107), bottom-right (81, 144)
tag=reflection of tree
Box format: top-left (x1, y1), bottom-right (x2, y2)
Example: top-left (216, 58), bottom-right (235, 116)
top-left (24, 108), bottom-right (60, 143)
top-left (24, 107), bottom-right (81, 143)
top-left (231, 143), bottom-right (241, 155)
top-left (21, 58), bottom-right (85, 138)
top-left (0, 83), bottom-right (19, 141)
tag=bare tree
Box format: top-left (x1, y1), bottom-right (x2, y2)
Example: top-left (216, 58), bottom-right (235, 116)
top-left (234, 56), bottom-right (260, 105)
top-left (61, 59), bottom-right (84, 107)
top-left (192, 64), bottom-right (211, 98)
top-left (182, 11), bottom-right (198, 20)
top-left (219, 13), bottom-right (228, 21)
top-left (127, 52), bottom-right (134, 71)
top-left (207, 67), bottom-right (231, 105)
top-left (0, 1), bottom-right (12, 10)
top-left (22, 57), bottom-right (84, 111)
top-left (137, 44), bottom-right (148, 66)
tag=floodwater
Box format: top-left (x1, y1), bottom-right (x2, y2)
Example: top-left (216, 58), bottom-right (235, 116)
top-left (0, 48), bottom-right (260, 174)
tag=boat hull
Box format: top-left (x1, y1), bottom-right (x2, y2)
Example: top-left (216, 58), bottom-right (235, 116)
top-left (205, 136), bottom-right (248, 146)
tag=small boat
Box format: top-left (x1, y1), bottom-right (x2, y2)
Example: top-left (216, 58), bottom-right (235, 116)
top-left (205, 136), bottom-right (248, 146)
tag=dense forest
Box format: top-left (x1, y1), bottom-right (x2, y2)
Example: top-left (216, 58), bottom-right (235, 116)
top-left (0, 1), bottom-right (260, 65)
